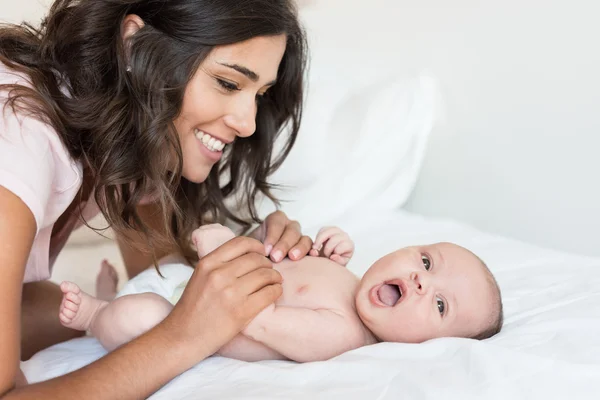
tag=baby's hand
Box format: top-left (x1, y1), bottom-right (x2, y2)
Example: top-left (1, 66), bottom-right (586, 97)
top-left (309, 226), bottom-right (354, 266)
top-left (192, 223), bottom-right (237, 259)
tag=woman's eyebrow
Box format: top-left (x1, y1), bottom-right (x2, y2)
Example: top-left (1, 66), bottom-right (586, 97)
top-left (218, 62), bottom-right (277, 86)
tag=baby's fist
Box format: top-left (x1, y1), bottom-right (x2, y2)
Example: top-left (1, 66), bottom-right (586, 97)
top-left (309, 226), bottom-right (354, 266)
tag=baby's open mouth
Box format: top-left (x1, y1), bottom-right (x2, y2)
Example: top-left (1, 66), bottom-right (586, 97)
top-left (377, 283), bottom-right (402, 307)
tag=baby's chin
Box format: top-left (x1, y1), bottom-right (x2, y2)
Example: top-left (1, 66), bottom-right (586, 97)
top-left (369, 323), bottom-right (434, 344)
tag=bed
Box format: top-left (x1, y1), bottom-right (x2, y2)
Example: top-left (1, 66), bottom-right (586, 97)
top-left (22, 207), bottom-right (600, 399)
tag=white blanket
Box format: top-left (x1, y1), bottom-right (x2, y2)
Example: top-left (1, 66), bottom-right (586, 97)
top-left (22, 208), bottom-right (600, 399)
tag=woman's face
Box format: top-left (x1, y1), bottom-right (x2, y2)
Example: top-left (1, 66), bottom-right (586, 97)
top-left (173, 34), bottom-right (287, 183)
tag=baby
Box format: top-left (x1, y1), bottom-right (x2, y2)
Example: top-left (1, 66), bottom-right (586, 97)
top-left (58, 224), bottom-right (503, 362)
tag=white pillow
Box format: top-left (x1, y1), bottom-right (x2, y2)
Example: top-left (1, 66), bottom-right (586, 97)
top-left (246, 0), bottom-right (443, 230)
top-left (260, 73), bottom-right (440, 231)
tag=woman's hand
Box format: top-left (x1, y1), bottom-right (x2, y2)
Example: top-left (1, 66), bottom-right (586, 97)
top-left (163, 236), bottom-right (282, 359)
top-left (250, 211), bottom-right (313, 263)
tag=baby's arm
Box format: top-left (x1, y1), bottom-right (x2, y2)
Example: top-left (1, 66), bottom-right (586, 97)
top-left (242, 305), bottom-right (365, 362)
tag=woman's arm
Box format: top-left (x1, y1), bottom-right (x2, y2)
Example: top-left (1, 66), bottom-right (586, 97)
top-left (0, 186), bottom-right (34, 394)
top-left (0, 187), bottom-right (187, 398)
top-left (1, 187), bottom-right (283, 399)
top-left (6, 323), bottom-right (205, 399)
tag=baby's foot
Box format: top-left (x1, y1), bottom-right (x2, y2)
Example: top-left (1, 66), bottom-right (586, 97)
top-left (59, 282), bottom-right (107, 332)
top-left (192, 224), bottom-right (236, 258)
top-left (96, 259), bottom-right (119, 301)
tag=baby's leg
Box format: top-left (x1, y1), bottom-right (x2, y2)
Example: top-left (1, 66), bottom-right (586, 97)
top-left (59, 282), bottom-right (173, 351)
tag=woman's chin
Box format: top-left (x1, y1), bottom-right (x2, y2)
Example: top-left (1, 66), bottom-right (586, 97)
top-left (182, 167), bottom-right (211, 184)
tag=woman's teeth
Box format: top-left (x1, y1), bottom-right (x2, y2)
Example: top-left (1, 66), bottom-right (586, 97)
top-left (194, 129), bottom-right (226, 152)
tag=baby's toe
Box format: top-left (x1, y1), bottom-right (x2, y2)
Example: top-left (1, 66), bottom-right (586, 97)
top-left (66, 291), bottom-right (81, 304)
top-left (64, 300), bottom-right (79, 312)
top-left (60, 281), bottom-right (80, 295)
top-left (61, 308), bottom-right (76, 319)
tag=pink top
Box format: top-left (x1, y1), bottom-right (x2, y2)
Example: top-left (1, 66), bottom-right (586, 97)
top-left (0, 62), bottom-right (100, 283)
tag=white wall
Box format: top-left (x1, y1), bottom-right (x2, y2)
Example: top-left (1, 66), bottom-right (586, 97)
top-left (394, 0), bottom-right (600, 257)
top-left (0, 0), bottom-right (51, 25)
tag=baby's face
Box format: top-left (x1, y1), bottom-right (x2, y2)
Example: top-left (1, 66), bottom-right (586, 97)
top-left (355, 242), bottom-right (494, 343)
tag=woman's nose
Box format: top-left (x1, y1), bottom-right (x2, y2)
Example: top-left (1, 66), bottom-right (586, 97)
top-left (224, 97), bottom-right (257, 138)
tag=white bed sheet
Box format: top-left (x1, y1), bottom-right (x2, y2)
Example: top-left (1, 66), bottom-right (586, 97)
top-left (22, 208), bottom-right (600, 399)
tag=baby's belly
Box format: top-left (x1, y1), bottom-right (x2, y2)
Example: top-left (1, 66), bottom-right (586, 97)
top-left (215, 256), bottom-right (359, 362)
top-left (273, 256), bottom-right (359, 310)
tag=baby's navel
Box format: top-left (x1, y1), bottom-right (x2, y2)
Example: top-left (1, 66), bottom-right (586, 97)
top-left (296, 284), bottom-right (309, 295)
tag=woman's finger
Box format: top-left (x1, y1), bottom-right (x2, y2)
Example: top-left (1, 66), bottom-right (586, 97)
top-left (194, 236), bottom-right (266, 274)
top-left (228, 252), bottom-right (274, 278)
top-left (244, 283), bottom-right (284, 317)
top-left (237, 267), bottom-right (283, 295)
top-left (288, 235), bottom-right (313, 260)
top-left (262, 211), bottom-right (288, 255)
top-left (269, 220), bottom-right (301, 262)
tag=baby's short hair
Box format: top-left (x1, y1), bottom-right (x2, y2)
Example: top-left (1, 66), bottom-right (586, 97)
top-left (470, 258), bottom-right (503, 340)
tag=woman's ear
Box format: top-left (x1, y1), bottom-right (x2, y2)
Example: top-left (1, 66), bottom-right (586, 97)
top-left (121, 14), bottom-right (145, 66)
top-left (121, 14), bottom-right (145, 42)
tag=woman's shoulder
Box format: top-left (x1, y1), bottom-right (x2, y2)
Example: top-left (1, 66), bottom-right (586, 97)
top-left (0, 61), bottom-right (81, 176)
top-left (0, 61), bottom-right (83, 228)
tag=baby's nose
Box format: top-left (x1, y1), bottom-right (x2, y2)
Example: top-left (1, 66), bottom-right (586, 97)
top-left (410, 271), bottom-right (428, 294)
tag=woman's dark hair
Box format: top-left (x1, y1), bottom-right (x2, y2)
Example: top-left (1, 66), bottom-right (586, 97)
top-left (0, 0), bottom-right (307, 261)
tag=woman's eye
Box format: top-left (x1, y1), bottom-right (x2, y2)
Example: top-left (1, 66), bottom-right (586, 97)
top-left (436, 297), bottom-right (445, 315)
top-left (422, 255), bottom-right (431, 271)
top-left (217, 79), bottom-right (239, 92)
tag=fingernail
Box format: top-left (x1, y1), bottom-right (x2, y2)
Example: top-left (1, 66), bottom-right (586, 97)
top-left (272, 250), bottom-right (282, 262)
top-left (291, 249), bottom-right (300, 259)
top-left (265, 244), bottom-right (273, 255)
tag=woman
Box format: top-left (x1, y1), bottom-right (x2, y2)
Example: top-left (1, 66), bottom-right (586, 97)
top-left (0, 0), bottom-right (311, 397)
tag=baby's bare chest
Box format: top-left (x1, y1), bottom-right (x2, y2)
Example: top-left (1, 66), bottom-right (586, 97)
top-left (274, 257), bottom-right (360, 312)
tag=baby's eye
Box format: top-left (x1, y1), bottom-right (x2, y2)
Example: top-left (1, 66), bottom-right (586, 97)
top-left (436, 296), bottom-right (445, 315)
top-left (422, 254), bottom-right (431, 271)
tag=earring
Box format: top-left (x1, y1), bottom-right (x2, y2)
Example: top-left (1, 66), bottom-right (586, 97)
top-left (126, 66), bottom-right (132, 72)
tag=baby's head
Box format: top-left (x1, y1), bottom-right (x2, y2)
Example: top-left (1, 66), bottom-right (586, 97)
top-left (355, 242), bottom-right (503, 343)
